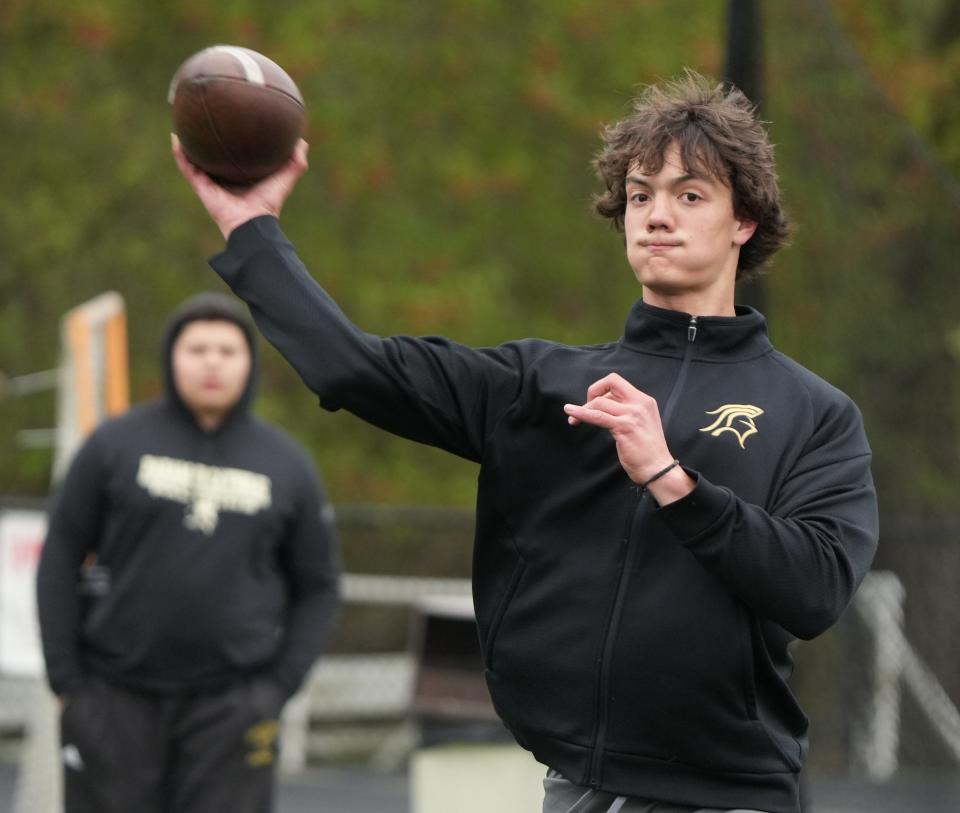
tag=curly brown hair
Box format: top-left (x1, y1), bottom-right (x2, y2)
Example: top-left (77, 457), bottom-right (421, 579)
top-left (593, 70), bottom-right (791, 278)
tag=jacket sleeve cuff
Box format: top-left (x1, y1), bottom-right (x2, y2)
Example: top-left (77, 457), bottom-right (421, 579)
top-left (656, 470), bottom-right (733, 542)
top-left (270, 665), bottom-right (306, 701)
top-left (48, 669), bottom-right (85, 698)
top-left (209, 215), bottom-right (286, 281)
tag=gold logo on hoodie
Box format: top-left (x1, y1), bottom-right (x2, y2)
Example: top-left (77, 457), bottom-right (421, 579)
top-left (699, 404), bottom-right (764, 449)
top-left (136, 455), bottom-right (272, 534)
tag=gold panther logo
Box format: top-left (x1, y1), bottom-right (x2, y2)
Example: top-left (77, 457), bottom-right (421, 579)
top-left (699, 404), bottom-right (764, 449)
top-left (244, 720), bottom-right (279, 767)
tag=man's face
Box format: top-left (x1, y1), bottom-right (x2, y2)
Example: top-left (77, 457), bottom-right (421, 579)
top-left (172, 320), bottom-right (251, 424)
top-left (623, 142), bottom-right (756, 309)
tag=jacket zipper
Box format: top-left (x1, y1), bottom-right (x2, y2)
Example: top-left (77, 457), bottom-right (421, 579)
top-left (587, 314), bottom-right (698, 789)
top-left (661, 316), bottom-right (697, 424)
top-left (589, 484), bottom-right (646, 788)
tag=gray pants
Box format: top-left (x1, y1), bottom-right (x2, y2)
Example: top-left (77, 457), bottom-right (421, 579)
top-left (542, 769), bottom-right (769, 813)
top-left (61, 674), bottom-right (286, 813)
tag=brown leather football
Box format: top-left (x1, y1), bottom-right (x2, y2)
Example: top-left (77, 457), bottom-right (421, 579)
top-left (169, 45), bottom-right (306, 185)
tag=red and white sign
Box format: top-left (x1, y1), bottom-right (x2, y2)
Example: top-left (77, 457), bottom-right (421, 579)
top-left (0, 509), bottom-right (47, 676)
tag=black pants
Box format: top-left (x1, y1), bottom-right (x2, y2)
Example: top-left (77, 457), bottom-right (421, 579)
top-left (60, 675), bottom-right (287, 813)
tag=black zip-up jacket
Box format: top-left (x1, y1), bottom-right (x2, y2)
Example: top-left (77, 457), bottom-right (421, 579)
top-left (37, 296), bottom-right (341, 699)
top-left (212, 216), bottom-right (878, 813)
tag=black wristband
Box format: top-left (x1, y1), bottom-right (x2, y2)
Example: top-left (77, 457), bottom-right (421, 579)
top-left (640, 459), bottom-right (680, 489)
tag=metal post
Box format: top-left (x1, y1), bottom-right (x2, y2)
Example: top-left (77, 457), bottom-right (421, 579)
top-left (724, 0), bottom-right (768, 316)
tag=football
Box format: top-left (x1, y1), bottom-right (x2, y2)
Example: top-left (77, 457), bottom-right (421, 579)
top-left (169, 45), bottom-right (306, 185)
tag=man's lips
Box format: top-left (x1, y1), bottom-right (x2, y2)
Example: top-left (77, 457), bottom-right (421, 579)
top-left (642, 241), bottom-right (682, 250)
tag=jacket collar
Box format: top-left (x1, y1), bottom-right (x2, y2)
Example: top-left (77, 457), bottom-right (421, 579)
top-left (621, 299), bottom-right (773, 361)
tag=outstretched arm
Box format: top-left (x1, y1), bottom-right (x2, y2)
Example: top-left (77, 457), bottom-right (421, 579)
top-left (176, 136), bottom-right (523, 461)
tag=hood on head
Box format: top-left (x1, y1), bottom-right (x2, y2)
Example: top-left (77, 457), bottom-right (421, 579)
top-left (162, 291), bottom-right (258, 422)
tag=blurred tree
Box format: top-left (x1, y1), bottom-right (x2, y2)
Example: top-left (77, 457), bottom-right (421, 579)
top-left (829, 0), bottom-right (960, 176)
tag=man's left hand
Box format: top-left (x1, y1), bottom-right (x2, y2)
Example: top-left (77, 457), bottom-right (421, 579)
top-left (564, 372), bottom-right (694, 505)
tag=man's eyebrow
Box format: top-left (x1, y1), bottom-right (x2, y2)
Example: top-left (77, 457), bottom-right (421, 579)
top-left (625, 171), bottom-right (711, 187)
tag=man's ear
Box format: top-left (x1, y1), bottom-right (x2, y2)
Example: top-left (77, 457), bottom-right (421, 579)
top-left (733, 219), bottom-right (758, 246)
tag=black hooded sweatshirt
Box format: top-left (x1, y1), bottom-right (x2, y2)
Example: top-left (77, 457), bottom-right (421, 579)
top-left (37, 293), bottom-right (341, 699)
top-left (211, 217), bottom-right (878, 813)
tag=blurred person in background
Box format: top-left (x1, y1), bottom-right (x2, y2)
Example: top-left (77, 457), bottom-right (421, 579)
top-left (174, 72), bottom-right (878, 813)
top-left (37, 292), bottom-right (341, 813)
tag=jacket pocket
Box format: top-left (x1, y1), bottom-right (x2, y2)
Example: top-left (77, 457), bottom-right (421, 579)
top-left (482, 558), bottom-right (526, 670)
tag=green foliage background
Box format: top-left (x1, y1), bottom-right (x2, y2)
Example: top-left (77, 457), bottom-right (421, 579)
top-left (1, 0), bottom-right (959, 516)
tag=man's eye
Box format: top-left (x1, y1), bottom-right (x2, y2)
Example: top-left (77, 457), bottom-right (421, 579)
top-left (680, 192), bottom-right (702, 202)
top-left (629, 192), bottom-right (648, 203)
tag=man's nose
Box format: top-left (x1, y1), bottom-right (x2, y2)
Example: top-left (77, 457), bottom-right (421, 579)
top-left (646, 195), bottom-right (674, 229)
